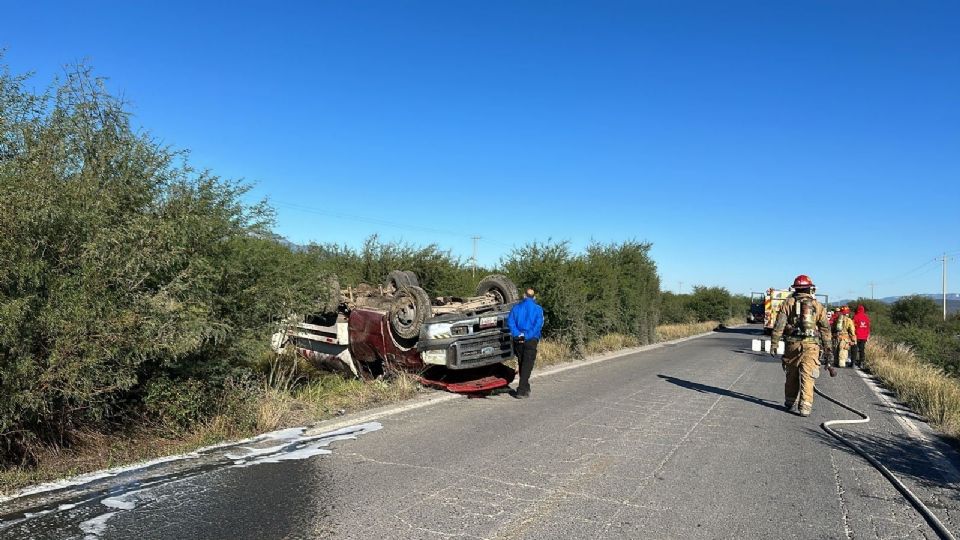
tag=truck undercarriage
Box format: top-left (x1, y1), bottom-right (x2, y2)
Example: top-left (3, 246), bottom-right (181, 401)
top-left (273, 272), bottom-right (521, 394)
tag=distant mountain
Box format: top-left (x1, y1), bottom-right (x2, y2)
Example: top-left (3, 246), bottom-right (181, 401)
top-left (259, 233), bottom-right (309, 253)
top-left (877, 293), bottom-right (960, 304)
top-left (831, 293), bottom-right (960, 315)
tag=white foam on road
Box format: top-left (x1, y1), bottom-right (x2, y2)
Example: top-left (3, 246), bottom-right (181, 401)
top-left (224, 442), bottom-right (292, 461)
top-left (0, 422), bottom-right (384, 537)
top-left (230, 422), bottom-right (382, 467)
top-left (101, 489), bottom-right (146, 511)
top-left (79, 511), bottom-right (118, 539)
top-left (0, 453), bottom-right (190, 505)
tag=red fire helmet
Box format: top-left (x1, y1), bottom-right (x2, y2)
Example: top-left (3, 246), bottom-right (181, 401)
top-left (792, 274), bottom-right (815, 289)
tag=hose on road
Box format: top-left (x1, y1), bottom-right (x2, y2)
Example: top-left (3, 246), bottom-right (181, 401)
top-left (814, 383), bottom-right (956, 540)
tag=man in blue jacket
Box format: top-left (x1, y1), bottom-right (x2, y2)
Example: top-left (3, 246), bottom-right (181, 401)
top-left (507, 288), bottom-right (544, 399)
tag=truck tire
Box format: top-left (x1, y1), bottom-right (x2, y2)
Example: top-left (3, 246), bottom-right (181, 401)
top-left (403, 270), bottom-right (420, 287)
top-left (384, 270), bottom-right (415, 293)
top-left (476, 274), bottom-right (520, 304)
top-left (389, 285), bottom-right (433, 340)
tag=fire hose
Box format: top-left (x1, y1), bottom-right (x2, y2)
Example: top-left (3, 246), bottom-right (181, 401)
top-left (814, 383), bottom-right (957, 540)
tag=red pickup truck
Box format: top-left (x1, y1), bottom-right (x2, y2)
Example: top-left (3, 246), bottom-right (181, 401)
top-left (272, 272), bottom-right (520, 393)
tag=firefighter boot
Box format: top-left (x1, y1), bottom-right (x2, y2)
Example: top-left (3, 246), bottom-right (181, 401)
top-left (798, 402), bottom-right (813, 417)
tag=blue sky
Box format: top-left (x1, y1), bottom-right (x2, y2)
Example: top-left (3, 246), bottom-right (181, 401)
top-left (4, 1), bottom-right (958, 298)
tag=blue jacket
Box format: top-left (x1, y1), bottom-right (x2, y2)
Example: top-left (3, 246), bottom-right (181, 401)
top-left (507, 298), bottom-right (544, 340)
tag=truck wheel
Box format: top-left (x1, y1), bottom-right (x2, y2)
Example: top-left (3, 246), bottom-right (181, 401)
top-left (384, 270), bottom-right (414, 293)
top-left (476, 274), bottom-right (520, 304)
top-left (389, 285), bottom-right (433, 340)
top-left (403, 270), bottom-right (420, 287)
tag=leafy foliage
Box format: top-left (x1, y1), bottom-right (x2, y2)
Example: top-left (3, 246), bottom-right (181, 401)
top-left (0, 63), bottom-right (327, 462)
top-left (891, 295), bottom-right (941, 327)
top-left (659, 288), bottom-right (748, 324)
top-left (848, 296), bottom-right (960, 377)
top-left (306, 235), bottom-right (477, 297)
top-left (501, 240), bottom-right (660, 353)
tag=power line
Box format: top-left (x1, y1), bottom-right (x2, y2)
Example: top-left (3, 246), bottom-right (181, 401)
top-left (272, 199), bottom-right (520, 264)
top-left (875, 257), bottom-right (939, 285)
top-left (273, 200), bottom-right (472, 238)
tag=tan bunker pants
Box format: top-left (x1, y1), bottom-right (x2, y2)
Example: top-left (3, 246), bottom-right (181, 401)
top-left (783, 341), bottom-right (821, 408)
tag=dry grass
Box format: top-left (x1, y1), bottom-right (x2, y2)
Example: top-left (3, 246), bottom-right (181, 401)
top-left (295, 372), bottom-right (420, 414)
top-left (536, 339), bottom-right (574, 368)
top-left (865, 337), bottom-right (960, 438)
top-left (656, 321), bottom-right (719, 342)
top-left (0, 372), bottom-right (422, 496)
top-left (0, 427), bottom-right (233, 496)
top-left (537, 322), bottom-right (722, 368)
top-left (586, 333), bottom-right (641, 354)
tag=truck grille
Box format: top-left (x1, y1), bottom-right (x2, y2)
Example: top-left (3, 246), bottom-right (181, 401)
top-left (451, 332), bottom-right (513, 368)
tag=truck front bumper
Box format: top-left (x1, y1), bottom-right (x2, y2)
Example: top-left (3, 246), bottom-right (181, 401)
top-left (419, 330), bottom-right (514, 369)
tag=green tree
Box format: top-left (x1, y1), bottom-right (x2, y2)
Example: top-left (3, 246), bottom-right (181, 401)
top-left (687, 286), bottom-right (733, 322)
top-left (0, 63), bottom-right (328, 461)
top-left (501, 239), bottom-right (660, 352)
top-left (307, 235), bottom-right (476, 297)
top-left (659, 292), bottom-right (694, 324)
top-left (891, 295), bottom-right (941, 327)
top-left (502, 241), bottom-right (589, 352)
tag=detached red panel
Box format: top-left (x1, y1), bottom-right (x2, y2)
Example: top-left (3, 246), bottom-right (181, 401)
top-left (418, 364), bottom-right (516, 395)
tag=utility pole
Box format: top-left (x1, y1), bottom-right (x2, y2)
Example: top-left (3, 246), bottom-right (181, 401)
top-left (678, 281), bottom-right (683, 294)
top-left (869, 282), bottom-right (876, 300)
top-left (471, 236), bottom-right (481, 278)
top-left (943, 253), bottom-right (949, 321)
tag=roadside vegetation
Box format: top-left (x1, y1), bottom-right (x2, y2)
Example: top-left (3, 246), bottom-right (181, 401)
top-left (0, 61), bottom-right (744, 494)
top-left (864, 337), bottom-right (960, 438)
top-left (841, 295), bottom-right (960, 437)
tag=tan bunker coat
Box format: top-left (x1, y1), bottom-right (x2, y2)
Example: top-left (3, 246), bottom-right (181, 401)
top-left (771, 293), bottom-right (832, 411)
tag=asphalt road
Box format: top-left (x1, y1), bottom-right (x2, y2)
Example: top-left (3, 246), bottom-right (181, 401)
top-left (3, 325), bottom-right (960, 539)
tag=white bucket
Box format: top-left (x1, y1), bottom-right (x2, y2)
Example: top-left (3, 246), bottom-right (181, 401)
top-left (751, 339), bottom-right (762, 352)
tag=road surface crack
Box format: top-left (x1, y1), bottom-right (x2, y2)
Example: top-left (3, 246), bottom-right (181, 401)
top-left (831, 451), bottom-right (854, 539)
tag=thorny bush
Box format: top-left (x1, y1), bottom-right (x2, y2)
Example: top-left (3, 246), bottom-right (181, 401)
top-left (0, 63), bottom-right (329, 463)
top-left (501, 240), bottom-right (660, 355)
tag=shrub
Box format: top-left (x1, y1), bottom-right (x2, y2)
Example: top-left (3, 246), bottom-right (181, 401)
top-left (659, 292), bottom-right (696, 324)
top-left (501, 239), bottom-right (660, 353)
top-left (0, 63), bottom-right (329, 462)
top-left (687, 286), bottom-right (734, 322)
top-left (307, 235), bottom-right (476, 297)
top-left (891, 295), bottom-right (941, 327)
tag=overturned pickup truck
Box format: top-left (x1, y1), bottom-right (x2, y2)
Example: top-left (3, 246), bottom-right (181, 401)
top-left (272, 271), bottom-right (520, 393)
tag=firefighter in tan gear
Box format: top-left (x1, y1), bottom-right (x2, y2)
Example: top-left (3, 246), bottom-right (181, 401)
top-left (833, 306), bottom-right (857, 367)
top-left (770, 275), bottom-right (833, 417)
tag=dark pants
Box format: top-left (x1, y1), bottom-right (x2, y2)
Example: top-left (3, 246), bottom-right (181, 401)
top-left (514, 338), bottom-right (539, 394)
top-left (852, 339), bottom-right (867, 365)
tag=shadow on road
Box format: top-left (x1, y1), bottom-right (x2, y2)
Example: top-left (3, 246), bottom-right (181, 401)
top-left (807, 427), bottom-right (960, 504)
top-left (657, 374), bottom-right (783, 412)
top-left (712, 325), bottom-right (765, 336)
top-left (730, 349), bottom-right (782, 363)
